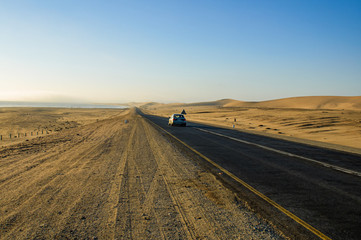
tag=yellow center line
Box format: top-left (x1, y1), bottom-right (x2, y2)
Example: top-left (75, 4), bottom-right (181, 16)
top-left (144, 116), bottom-right (332, 240)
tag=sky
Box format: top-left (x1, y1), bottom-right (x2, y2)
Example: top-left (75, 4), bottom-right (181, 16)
top-left (1, 0), bottom-right (361, 103)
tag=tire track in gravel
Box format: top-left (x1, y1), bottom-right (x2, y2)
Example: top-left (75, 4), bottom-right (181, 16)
top-left (0, 118), bottom-right (120, 209)
top-left (132, 117), bottom-right (190, 239)
top-left (54, 121), bottom-right (130, 239)
top-left (99, 122), bottom-right (136, 239)
top-left (0, 118), bottom-right (118, 187)
top-left (142, 118), bottom-right (226, 239)
top-left (140, 115), bottom-right (284, 240)
top-left (112, 115), bottom-right (183, 239)
top-left (0, 109), bottom-right (284, 240)
top-left (141, 119), bottom-right (199, 239)
top-left (1, 141), bottom-right (107, 237)
top-left (0, 112), bottom-right (132, 239)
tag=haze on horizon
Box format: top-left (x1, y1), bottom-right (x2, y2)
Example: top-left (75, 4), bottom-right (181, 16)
top-left (1, 1), bottom-right (360, 104)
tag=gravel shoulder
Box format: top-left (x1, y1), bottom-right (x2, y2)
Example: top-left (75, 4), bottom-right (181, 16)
top-left (0, 109), bottom-right (284, 239)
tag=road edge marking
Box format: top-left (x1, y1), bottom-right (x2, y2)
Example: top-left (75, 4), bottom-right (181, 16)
top-left (196, 127), bottom-right (361, 177)
top-left (143, 116), bottom-right (332, 240)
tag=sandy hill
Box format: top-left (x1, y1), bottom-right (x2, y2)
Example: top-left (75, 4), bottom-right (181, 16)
top-left (132, 102), bottom-right (165, 108)
top-left (245, 96), bottom-right (361, 110)
top-left (184, 99), bottom-right (242, 107)
top-left (138, 96), bottom-right (361, 110)
top-left (138, 100), bottom-right (233, 109)
top-left (188, 96), bottom-right (361, 110)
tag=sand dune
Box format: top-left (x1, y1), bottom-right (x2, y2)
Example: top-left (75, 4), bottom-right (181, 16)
top-left (127, 102), bottom-right (164, 108)
top-left (182, 99), bottom-right (240, 107)
top-left (140, 96), bottom-right (361, 111)
top-left (231, 96), bottom-right (361, 110)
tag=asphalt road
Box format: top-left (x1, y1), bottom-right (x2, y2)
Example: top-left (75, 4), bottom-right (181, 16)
top-left (141, 112), bottom-right (361, 240)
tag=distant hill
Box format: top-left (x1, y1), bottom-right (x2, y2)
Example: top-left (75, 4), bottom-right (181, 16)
top-left (223, 96), bottom-right (361, 110)
top-left (139, 96), bottom-right (361, 110)
top-left (183, 99), bottom-right (241, 107)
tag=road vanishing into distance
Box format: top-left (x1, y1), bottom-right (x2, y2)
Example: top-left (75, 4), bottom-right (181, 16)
top-left (141, 111), bottom-right (361, 240)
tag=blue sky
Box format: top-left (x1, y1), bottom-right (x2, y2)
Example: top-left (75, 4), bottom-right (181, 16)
top-left (1, 0), bottom-right (360, 103)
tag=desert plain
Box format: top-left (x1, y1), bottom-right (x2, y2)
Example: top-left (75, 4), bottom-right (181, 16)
top-left (1, 96), bottom-right (360, 239)
top-left (0, 107), bottom-right (283, 239)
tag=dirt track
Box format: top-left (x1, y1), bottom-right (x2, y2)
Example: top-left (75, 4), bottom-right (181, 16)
top-left (0, 109), bottom-right (283, 239)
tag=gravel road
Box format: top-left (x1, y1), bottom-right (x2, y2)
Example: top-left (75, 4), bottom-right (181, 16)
top-left (0, 109), bottom-right (284, 239)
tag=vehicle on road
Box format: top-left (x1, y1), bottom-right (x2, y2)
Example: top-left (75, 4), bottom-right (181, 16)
top-left (168, 114), bottom-right (186, 127)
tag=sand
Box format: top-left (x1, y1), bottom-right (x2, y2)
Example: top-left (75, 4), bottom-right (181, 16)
top-left (0, 108), bottom-right (283, 239)
top-left (140, 96), bottom-right (361, 152)
top-left (1, 95), bottom-right (360, 239)
top-left (221, 96), bottom-right (361, 110)
top-left (0, 107), bottom-right (125, 147)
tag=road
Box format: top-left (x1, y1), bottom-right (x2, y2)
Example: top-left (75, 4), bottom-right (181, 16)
top-left (141, 111), bottom-right (361, 240)
top-left (0, 109), bottom-right (283, 240)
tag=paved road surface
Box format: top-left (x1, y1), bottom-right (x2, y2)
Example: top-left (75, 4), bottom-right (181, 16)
top-left (142, 112), bottom-right (361, 240)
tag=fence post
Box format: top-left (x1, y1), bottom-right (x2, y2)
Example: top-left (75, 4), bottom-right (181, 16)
top-left (9, 133), bottom-right (11, 139)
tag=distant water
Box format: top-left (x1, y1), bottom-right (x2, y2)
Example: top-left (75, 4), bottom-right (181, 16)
top-left (0, 101), bottom-right (127, 109)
